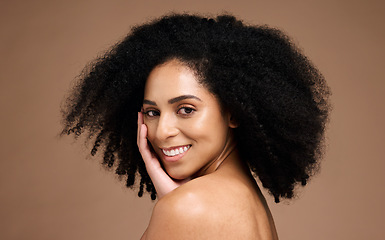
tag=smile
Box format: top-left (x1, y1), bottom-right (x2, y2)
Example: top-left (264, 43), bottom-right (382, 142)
top-left (162, 145), bottom-right (191, 157)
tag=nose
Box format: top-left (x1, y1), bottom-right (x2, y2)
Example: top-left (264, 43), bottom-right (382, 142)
top-left (156, 112), bottom-right (179, 141)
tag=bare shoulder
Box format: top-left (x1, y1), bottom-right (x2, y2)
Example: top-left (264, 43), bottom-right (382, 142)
top-left (144, 174), bottom-right (267, 240)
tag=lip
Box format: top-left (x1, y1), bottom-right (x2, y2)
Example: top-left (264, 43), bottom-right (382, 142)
top-left (160, 144), bottom-right (191, 162)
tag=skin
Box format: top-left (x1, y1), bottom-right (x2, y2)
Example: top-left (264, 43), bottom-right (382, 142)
top-left (137, 60), bottom-right (278, 240)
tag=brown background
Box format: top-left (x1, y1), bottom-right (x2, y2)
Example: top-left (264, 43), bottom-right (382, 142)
top-left (1, 0), bottom-right (384, 239)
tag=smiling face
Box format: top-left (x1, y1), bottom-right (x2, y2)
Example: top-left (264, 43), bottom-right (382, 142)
top-left (142, 60), bottom-right (236, 180)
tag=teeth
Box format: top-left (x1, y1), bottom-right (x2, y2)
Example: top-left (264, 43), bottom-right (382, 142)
top-left (162, 145), bottom-right (190, 157)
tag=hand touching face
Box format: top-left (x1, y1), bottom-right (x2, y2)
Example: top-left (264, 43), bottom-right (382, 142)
top-left (142, 60), bottom-right (236, 180)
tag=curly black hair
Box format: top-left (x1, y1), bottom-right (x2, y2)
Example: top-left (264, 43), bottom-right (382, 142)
top-left (61, 13), bottom-right (331, 203)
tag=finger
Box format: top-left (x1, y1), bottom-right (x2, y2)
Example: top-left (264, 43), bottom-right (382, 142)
top-left (137, 112), bottom-right (141, 146)
top-left (140, 125), bottom-right (150, 154)
top-left (137, 115), bottom-right (162, 169)
top-left (139, 123), bottom-right (154, 160)
top-left (138, 121), bottom-right (148, 153)
top-left (137, 111), bottom-right (144, 146)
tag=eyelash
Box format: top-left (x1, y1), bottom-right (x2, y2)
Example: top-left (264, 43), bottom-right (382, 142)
top-left (177, 106), bottom-right (195, 116)
top-left (143, 106), bottom-right (195, 118)
top-left (144, 110), bottom-right (160, 117)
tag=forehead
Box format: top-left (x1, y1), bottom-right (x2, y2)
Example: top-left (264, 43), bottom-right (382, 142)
top-left (144, 60), bottom-right (208, 99)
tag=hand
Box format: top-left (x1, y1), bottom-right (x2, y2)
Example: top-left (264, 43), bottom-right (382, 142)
top-left (137, 112), bottom-right (190, 199)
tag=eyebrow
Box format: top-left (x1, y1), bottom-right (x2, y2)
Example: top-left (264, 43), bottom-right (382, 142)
top-left (168, 95), bottom-right (202, 104)
top-left (143, 99), bottom-right (157, 106)
top-left (143, 95), bottom-right (202, 106)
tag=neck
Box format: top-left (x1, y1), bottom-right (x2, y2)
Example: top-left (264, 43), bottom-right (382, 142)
top-left (193, 130), bottom-right (238, 178)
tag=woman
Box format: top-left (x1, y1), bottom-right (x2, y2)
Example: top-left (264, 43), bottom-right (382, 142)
top-left (62, 14), bottom-right (330, 239)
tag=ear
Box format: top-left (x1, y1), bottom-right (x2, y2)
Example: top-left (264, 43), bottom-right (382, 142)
top-left (227, 113), bottom-right (239, 128)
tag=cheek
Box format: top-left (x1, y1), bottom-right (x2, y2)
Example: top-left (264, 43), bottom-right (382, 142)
top-left (182, 111), bottom-right (229, 143)
top-left (144, 120), bottom-right (157, 143)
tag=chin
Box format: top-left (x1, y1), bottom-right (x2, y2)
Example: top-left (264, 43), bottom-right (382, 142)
top-left (166, 169), bottom-right (191, 181)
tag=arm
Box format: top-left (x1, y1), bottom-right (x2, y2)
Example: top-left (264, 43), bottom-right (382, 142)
top-left (137, 112), bottom-right (189, 199)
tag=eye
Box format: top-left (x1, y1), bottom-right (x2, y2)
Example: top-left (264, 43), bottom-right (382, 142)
top-left (144, 110), bottom-right (160, 117)
top-left (177, 107), bottom-right (195, 116)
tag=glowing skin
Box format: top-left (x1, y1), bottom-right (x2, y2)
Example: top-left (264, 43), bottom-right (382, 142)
top-left (138, 60), bottom-right (279, 240)
top-left (142, 60), bottom-right (237, 181)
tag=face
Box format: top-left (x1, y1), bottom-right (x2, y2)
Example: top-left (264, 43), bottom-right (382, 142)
top-left (142, 60), bottom-right (236, 180)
